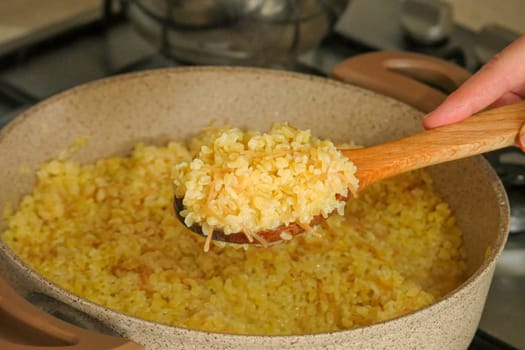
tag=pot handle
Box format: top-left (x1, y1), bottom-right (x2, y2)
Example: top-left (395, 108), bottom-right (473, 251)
top-left (0, 277), bottom-right (143, 350)
top-left (331, 51), bottom-right (471, 113)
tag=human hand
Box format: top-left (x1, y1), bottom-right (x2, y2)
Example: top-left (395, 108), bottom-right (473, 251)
top-left (423, 35), bottom-right (525, 152)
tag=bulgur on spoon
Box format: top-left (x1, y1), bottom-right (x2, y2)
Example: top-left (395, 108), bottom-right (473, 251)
top-left (172, 124), bottom-right (359, 251)
top-left (173, 101), bottom-right (525, 249)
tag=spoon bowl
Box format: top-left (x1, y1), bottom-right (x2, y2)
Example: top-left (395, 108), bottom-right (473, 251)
top-left (173, 195), bottom-right (338, 245)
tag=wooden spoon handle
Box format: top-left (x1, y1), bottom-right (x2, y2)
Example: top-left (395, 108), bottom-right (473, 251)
top-left (342, 100), bottom-right (525, 189)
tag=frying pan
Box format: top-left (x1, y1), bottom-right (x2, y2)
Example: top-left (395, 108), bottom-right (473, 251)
top-left (0, 52), bottom-right (510, 349)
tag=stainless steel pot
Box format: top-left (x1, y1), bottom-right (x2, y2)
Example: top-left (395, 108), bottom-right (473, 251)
top-left (0, 52), bottom-right (510, 349)
top-left (125, 0), bottom-right (347, 65)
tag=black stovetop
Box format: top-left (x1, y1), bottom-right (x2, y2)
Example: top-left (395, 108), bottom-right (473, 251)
top-left (0, 3), bottom-right (523, 349)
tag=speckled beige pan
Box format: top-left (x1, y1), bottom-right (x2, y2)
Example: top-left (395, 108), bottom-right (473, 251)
top-left (0, 67), bottom-right (509, 349)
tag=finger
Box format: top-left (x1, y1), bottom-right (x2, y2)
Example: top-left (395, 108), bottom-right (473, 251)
top-left (423, 35), bottom-right (525, 129)
top-left (422, 96), bottom-right (475, 129)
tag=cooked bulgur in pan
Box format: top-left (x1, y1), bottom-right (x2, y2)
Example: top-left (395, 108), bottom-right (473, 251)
top-left (1, 125), bottom-right (466, 335)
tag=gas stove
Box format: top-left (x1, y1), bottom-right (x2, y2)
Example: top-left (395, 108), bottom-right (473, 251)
top-left (0, 1), bottom-right (523, 349)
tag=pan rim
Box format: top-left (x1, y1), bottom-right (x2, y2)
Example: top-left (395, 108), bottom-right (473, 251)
top-left (0, 65), bottom-right (511, 343)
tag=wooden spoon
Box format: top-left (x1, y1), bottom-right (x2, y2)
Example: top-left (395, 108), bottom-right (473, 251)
top-left (174, 100), bottom-right (525, 244)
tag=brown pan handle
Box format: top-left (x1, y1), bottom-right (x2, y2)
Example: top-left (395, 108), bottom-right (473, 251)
top-left (0, 277), bottom-right (143, 350)
top-left (331, 51), bottom-right (471, 113)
